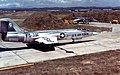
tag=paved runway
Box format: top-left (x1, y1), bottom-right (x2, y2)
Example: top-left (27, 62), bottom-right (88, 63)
top-left (0, 22), bottom-right (120, 68)
top-left (0, 42), bottom-right (76, 68)
top-left (1, 37), bottom-right (120, 68)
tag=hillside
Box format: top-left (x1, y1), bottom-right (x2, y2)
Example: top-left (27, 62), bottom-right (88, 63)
top-left (22, 12), bottom-right (75, 31)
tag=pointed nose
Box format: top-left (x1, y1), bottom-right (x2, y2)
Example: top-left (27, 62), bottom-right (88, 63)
top-left (92, 32), bottom-right (99, 35)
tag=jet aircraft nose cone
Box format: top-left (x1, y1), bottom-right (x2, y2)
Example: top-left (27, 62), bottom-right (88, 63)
top-left (92, 32), bottom-right (99, 35)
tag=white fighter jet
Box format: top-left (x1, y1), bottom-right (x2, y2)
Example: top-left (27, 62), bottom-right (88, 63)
top-left (0, 18), bottom-right (98, 45)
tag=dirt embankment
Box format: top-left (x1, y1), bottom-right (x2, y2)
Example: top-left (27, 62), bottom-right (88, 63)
top-left (21, 11), bottom-right (75, 31)
top-left (21, 11), bottom-right (112, 32)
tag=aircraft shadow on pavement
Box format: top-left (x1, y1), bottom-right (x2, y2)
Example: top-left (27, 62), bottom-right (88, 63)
top-left (0, 47), bottom-right (29, 52)
top-left (0, 44), bottom-right (55, 52)
top-left (0, 45), bottom-right (55, 52)
top-left (27, 44), bottom-right (55, 52)
top-left (26, 40), bottom-right (94, 52)
top-left (0, 40), bottom-right (94, 52)
top-left (54, 40), bottom-right (94, 46)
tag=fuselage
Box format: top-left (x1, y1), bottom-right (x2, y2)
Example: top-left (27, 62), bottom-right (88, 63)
top-left (3, 29), bottom-right (94, 44)
top-left (0, 18), bottom-right (98, 44)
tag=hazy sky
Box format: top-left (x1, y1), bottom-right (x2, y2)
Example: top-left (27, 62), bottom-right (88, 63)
top-left (0, 0), bottom-right (119, 8)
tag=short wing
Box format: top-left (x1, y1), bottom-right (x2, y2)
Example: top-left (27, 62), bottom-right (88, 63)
top-left (35, 36), bottom-right (58, 44)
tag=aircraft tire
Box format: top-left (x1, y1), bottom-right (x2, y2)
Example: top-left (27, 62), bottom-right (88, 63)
top-left (60, 33), bottom-right (65, 38)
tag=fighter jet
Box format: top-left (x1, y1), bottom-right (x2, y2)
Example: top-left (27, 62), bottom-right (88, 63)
top-left (72, 17), bottom-right (97, 24)
top-left (0, 18), bottom-right (98, 45)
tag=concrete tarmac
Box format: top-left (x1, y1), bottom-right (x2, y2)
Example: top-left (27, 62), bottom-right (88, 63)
top-left (0, 22), bottom-right (120, 68)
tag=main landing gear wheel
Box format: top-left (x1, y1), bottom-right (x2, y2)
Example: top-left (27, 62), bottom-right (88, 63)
top-left (60, 33), bottom-right (65, 38)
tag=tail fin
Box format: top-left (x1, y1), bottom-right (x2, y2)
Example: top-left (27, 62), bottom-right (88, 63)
top-left (0, 18), bottom-right (24, 33)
